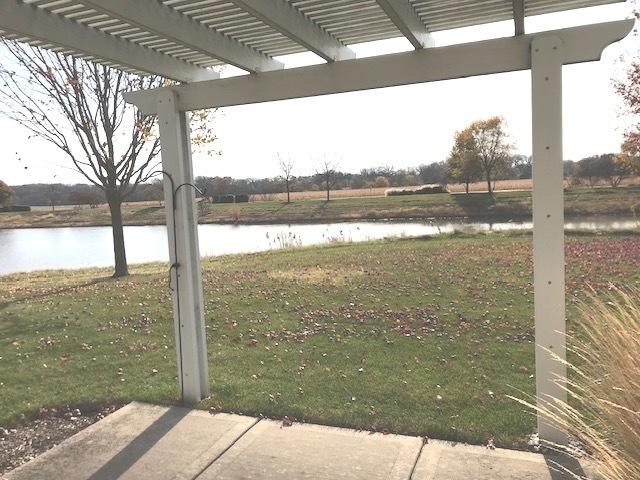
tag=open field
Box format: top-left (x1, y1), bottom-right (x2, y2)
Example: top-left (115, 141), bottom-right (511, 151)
top-left (1, 232), bottom-right (639, 451)
top-left (2, 186), bottom-right (640, 229)
top-left (257, 186), bottom-right (388, 201)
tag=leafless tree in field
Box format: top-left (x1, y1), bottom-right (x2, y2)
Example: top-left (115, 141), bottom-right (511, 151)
top-left (0, 41), bottom-right (214, 277)
top-left (277, 153), bottom-right (294, 203)
top-left (315, 155), bottom-right (340, 201)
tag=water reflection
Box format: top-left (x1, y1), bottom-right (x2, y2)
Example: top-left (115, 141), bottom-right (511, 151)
top-left (0, 215), bottom-right (636, 274)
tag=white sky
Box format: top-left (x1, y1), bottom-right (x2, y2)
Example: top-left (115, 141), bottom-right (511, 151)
top-left (1, 3), bottom-right (638, 185)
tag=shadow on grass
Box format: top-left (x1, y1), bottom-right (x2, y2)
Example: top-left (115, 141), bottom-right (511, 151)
top-left (450, 192), bottom-right (495, 210)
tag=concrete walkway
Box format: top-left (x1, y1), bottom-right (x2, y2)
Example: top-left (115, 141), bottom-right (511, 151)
top-left (6, 402), bottom-right (591, 480)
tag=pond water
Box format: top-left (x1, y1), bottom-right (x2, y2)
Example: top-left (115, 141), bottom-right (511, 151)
top-left (0, 215), bottom-right (636, 275)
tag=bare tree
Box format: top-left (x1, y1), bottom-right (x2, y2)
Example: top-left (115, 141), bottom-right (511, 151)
top-left (46, 184), bottom-right (62, 212)
top-left (315, 156), bottom-right (340, 201)
top-left (277, 153), bottom-right (295, 203)
top-left (0, 42), bottom-right (213, 277)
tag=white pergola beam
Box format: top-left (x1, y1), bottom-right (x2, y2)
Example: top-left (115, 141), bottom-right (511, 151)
top-left (157, 91), bottom-right (209, 403)
top-left (81, 0), bottom-right (283, 73)
top-left (231, 0), bottom-right (356, 62)
top-left (513, 0), bottom-right (526, 36)
top-left (531, 35), bottom-right (568, 444)
top-left (0, 0), bottom-right (217, 83)
top-left (126, 20), bottom-right (633, 113)
top-left (376, 0), bottom-right (435, 49)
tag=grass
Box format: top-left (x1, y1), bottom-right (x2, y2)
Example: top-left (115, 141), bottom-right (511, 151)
top-left (1, 186), bottom-right (639, 229)
top-left (1, 232), bottom-right (639, 449)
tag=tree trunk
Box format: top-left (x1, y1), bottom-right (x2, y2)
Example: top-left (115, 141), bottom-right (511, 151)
top-left (486, 172), bottom-right (493, 194)
top-left (325, 175), bottom-right (330, 201)
top-left (465, 181), bottom-right (470, 194)
top-left (286, 180), bottom-right (290, 203)
top-left (107, 191), bottom-right (129, 277)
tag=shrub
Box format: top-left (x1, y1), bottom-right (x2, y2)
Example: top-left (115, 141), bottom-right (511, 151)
top-left (512, 287), bottom-right (640, 480)
top-left (212, 194), bottom-right (236, 203)
top-left (235, 194), bottom-right (249, 203)
top-left (386, 185), bottom-right (447, 196)
top-left (374, 176), bottom-right (390, 188)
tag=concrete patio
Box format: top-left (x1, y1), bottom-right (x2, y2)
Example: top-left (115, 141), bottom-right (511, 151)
top-left (6, 402), bottom-right (591, 480)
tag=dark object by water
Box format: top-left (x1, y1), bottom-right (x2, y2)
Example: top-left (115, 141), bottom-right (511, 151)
top-left (0, 205), bottom-right (31, 212)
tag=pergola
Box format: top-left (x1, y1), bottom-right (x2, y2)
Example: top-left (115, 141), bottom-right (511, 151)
top-left (1, 0), bottom-right (633, 445)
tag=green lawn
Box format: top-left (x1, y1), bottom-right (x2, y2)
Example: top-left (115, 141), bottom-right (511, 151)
top-left (1, 186), bottom-right (639, 228)
top-left (1, 232), bottom-right (639, 448)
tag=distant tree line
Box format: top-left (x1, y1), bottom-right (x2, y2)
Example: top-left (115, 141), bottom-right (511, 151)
top-left (9, 180), bottom-right (164, 208)
top-left (8, 150), bottom-right (639, 208)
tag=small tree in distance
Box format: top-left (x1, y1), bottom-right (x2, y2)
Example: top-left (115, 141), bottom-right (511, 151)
top-left (0, 180), bottom-right (14, 206)
top-left (277, 153), bottom-right (294, 203)
top-left (46, 184), bottom-right (62, 212)
top-left (315, 156), bottom-right (340, 201)
top-left (374, 176), bottom-right (390, 188)
top-left (446, 128), bottom-right (482, 194)
top-left (469, 117), bottom-right (513, 194)
top-left (446, 117), bottom-right (513, 194)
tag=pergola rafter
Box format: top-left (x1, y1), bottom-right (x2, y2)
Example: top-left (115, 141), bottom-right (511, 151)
top-left (513, 0), bottom-right (526, 35)
top-left (375, 0), bottom-right (435, 49)
top-left (80, 0), bottom-right (284, 73)
top-left (229, 0), bottom-right (356, 62)
top-left (0, 0), bottom-right (218, 82)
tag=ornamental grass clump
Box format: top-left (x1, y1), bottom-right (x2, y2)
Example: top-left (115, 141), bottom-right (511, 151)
top-left (516, 287), bottom-right (640, 480)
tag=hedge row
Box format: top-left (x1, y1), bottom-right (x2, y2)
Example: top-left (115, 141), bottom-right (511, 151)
top-left (0, 205), bottom-right (31, 212)
top-left (209, 194), bottom-right (249, 203)
top-left (386, 185), bottom-right (447, 196)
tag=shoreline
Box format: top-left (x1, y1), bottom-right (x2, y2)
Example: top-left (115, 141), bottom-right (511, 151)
top-left (0, 211), bottom-right (637, 230)
top-left (0, 212), bottom-right (532, 230)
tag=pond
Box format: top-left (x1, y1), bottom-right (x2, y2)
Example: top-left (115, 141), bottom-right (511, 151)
top-left (0, 215), bottom-right (636, 275)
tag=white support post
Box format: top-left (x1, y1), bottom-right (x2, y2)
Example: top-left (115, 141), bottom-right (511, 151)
top-left (531, 35), bottom-right (567, 445)
top-left (157, 90), bottom-right (209, 404)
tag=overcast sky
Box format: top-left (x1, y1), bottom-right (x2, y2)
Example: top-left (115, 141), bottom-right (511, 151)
top-left (1, 3), bottom-right (637, 185)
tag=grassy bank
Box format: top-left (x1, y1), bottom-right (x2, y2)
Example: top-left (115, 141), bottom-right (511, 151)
top-left (1, 186), bottom-right (639, 229)
top-left (1, 232), bottom-right (639, 449)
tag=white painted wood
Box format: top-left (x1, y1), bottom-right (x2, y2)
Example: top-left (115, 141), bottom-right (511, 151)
top-left (531, 35), bottom-right (568, 445)
top-left (156, 91), bottom-right (209, 404)
top-left (375, 0), bottom-right (434, 49)
top-left (513, 0), bottom-right (525, 36)
top-left (0, 0), bottom-right (217, 82)
top-left (126, 20), bottom-right (633, 114)
top-left (81, 0), bottom-right (283, 73)
top-left (231, 0), bottom-right (356, 62)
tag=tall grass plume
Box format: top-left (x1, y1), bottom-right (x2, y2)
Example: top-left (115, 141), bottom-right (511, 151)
top-left (515, 287), bottom-right (640, 479)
